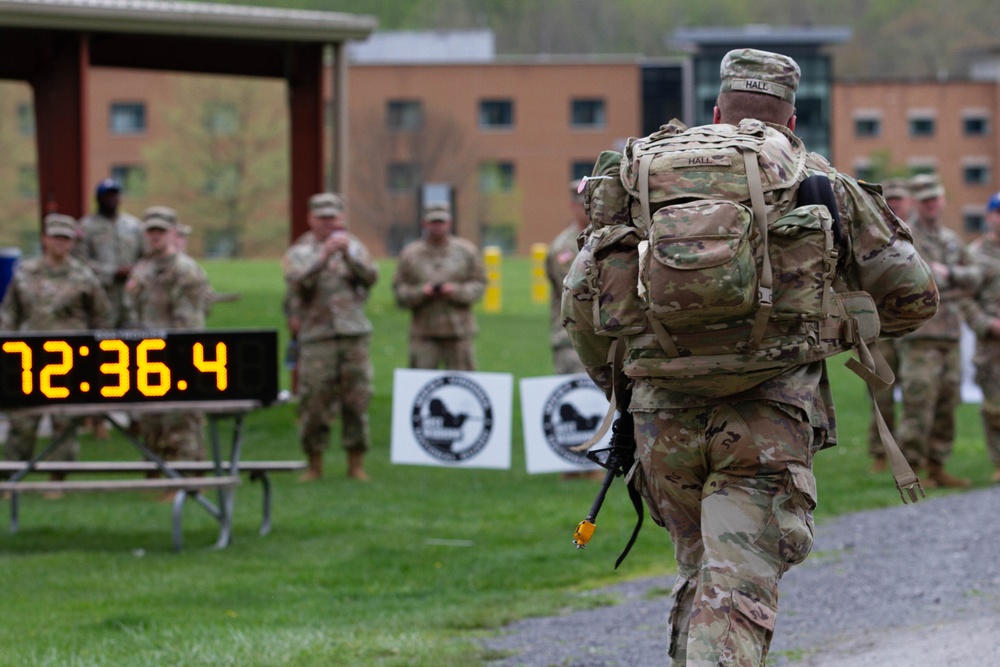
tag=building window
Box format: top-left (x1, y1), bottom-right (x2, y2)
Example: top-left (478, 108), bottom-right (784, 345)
top-left (110, 102), bottom-right (147, 135)
top-left (572, 161), bottom-right (593, 182)
top-left (479, 99), bottom-right (514, 129)
top-left (203, 102), bottom-right (239, 136)
top-left (16, 103), bottom-right (34, 136)
top-left (963, 115), bottom-right (990, 136)
top-left (908, 116), bottom-right (935, 137)
top-left (387, 100), bottom-right (423, 132)
top-left (571, 99), bottom-right (605, 128)
top-left (854, 117), bottom-right (881, 138)
top-left (964, 211), bottom-right (987, 234)
top-left (479, 162), bottom-right (515, 193)
top-left (963, 164), bottom-right (991, 185)
top-left (386, 162), bottom-right (420, 193)
top-left (110, 165), bottom-right (148, 197)
top-left (17, 165), bottom-right (37, 199)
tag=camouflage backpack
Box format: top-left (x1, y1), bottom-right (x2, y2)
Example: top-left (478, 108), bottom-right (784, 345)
top-left (580, 118), bottom-right (887, 398)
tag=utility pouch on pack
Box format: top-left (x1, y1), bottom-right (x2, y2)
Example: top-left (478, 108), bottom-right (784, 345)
top-left (770, 204), bottom-right (837, 322)
top-left (586, 225), bottom-right (646, 337)
top-left (641, 200), bottom-right (758, 327)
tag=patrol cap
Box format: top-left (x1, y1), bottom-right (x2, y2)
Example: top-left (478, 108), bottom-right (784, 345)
top-left (95, 178), bottom-right (122, 197)
top-left (43, 213), bottom-right (77, 238)
top-left (142, 206), bottom-right (178, 231)
top-left (882, 177), bottom-right (912, 200)
top-left (309, 192), bottom-right (344, 218)
top-left (423, 202), bottom-right (452, 222)
top-left (987, 192), bottom-right (1000, 213)
top-left (569, 179), bottom-right (585, 204)
top-left (719, 48), bottom-right (800, 104)
top-left (910, 173), bottom-right (945, 201)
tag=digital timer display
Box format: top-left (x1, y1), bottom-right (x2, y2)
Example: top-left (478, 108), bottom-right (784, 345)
top-left (0, 330), bottom-right (278, 409)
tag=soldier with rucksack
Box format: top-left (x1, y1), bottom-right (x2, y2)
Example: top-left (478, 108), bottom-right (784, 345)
top-left (562, 49), bottom-right (938, 665)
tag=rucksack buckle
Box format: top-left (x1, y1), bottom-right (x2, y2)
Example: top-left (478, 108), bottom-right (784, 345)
top-left (898, 479), bottom-right (925, 504)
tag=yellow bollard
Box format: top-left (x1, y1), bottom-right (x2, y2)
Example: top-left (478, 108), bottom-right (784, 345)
top-left (531, 243), bottom-right (549, 304)
top-left (483, 245), bottom-right (502, 313)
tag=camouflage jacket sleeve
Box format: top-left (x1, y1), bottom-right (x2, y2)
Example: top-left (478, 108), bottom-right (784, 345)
top-left (0, 273), bottom-right (24, 331)
top-left (169, 256), bottom-right (209, 329)
top-left (960, 238), bottom-right (1000, 338)
top-left (833, 173), bottom-right (938, 337)
top-left (392, 246), bottom-right (428, 309)
top-left (82, 267), bottom-right (114, 329)
top-left (446, 239), bottom-right (487, 306)
top-left (342, 236), bottom-right (379, 289)
top-left (283, 241), bottom-right (327, 297)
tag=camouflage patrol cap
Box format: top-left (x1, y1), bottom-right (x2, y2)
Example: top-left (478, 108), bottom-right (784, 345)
top-left (43, 213), bottom-right (77, 238)
top-left (882, 177), bottom-right (912, 200)
top-left (142, 206), bottom-right (178, 231)
top-left (910, 173), bottom-right (945, 201)
top-left (309, 192), bottom-right (344, 218)
top-left (719, 48), bottom-right (800, 104)
top-left (423, 202), bottom-right (452, 222)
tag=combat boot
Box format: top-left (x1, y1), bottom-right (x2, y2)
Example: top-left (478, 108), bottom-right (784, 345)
top-left (299, 451), bottom-right (323, 482)
top-left (926, 463), bottom-right (971, 489)
top-left (347, 450), bottom-right (369, 481)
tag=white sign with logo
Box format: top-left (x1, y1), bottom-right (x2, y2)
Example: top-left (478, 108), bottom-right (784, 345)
top-left (391, 368), bottom-right (512, 469)
top-left (520, 374), bottom-right (612, 474)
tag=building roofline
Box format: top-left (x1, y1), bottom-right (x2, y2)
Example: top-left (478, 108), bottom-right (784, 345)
top-left (671, 25), bottom-right (852, 49)
top-left (0, 0), bottom-right (377, 43)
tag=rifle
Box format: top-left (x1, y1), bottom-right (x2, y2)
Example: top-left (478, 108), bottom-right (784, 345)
top-left (572, 409), bottom-right (645, 569)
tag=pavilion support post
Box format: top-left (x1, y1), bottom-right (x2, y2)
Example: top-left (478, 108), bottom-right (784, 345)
top-left (286, 43), bottom-right (325, 243)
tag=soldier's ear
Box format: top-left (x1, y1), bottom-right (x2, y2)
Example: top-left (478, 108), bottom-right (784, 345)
top-left (713, 106), bottom-right (722, 124)
top-left (788, 114), bottom-right (796, 132)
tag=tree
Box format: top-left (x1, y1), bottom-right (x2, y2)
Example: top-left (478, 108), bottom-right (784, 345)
top-left (0, 82), bottom-right (43, 255)
top-left (143, 75), bottom-right (289, 257)
top-left (349, 105), bottom-right (475, 254)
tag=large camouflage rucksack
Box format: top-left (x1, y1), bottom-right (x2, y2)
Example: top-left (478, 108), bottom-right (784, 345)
top-left (581, 118), bottom-right (885, 398)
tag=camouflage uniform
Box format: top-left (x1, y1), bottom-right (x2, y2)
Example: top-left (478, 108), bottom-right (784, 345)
top-left (283, 230), bottom-right (378, 455)
top-left (0, 244), bottom-right (112, 463)
top-left (127, 243), bottom-right (211, 462)
top-left (73, 209), bottom-right (144, 327)
top-left (546, 223), bottom-right (586, 374)
top-left (393, 235), bottom-right (486, 370)
top-left (562, 49), bottom-right (938, 666)
top-left (964, 233), bottom-right (1000, 467)
top-left (897, 216), bottom-right (980, 471)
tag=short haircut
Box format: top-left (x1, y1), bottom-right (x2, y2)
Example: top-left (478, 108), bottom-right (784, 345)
top-left (716, 91), bottom-right (795, 126)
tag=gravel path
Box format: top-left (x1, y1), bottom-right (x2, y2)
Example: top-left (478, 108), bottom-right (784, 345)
top-left (483, 485), bottom-right (1000, 666)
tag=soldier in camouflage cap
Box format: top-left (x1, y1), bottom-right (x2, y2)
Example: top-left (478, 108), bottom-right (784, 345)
top-left (896, 173), bottom-right (980, 489)
top-left (1, 214), bottom-right (113, 485)
top-left (561, 47), bottom-right (937, 665)
top-left (126, 206), bottom-right (212, 472)
top-left (964, 193), bottom-right (1000, 483)
top-left (393, 201), bottom-right (486, 371)
top-left (283, 192), bottom-right (378, 481)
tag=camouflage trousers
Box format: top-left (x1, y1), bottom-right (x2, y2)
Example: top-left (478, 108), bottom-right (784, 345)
top-left (897, 339), bottom-right (961, 469)
top-left (552, 344), bottom-right (586, 375)
top-left (632, 400), bottom-right (818, 667)
top-left (3, 414), bottom-right (79, 462)
top-left (867, 338), bottom-right (899, 458)
top-left (140, 412), bottom-right (206, 461)
top-left (298, 336), bottom-right (373, 454)
top-left (974, 340), bottom-right (1000, 467)
top-left (409, 336), bottom-right (476, 371)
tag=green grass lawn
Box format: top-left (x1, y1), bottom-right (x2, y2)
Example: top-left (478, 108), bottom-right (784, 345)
top-left (0, 257), bottom-right (991, 666)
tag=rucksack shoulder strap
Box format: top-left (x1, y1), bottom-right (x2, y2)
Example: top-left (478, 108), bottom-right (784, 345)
top-left (742, 147), bottom-right (773, 349)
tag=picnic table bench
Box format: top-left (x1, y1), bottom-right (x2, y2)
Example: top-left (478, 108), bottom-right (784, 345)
top-left (0, 459), bottom-right (304, 547)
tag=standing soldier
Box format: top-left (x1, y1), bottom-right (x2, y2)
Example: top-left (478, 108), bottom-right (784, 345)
top-left (393, 203), bottom-right (486, 370)
top-left (563, 49), bottom-right (937, 664)
top-left (897, 174), bottom-right (981, 488)
top-left (546, 180), bottom-right (589, 375)
top-left (74, 178), bottom-right (144, 328)
top-left (0, 214), bottom-right (112, 486)
top-left (126, 207), bottom-right (211, 467)
top-left (867, 177), bottom-right (914, 472)
top-left (283, 193), bottom-right (378, 482)
top-left (963, 192), bottom-right (1000, 482)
